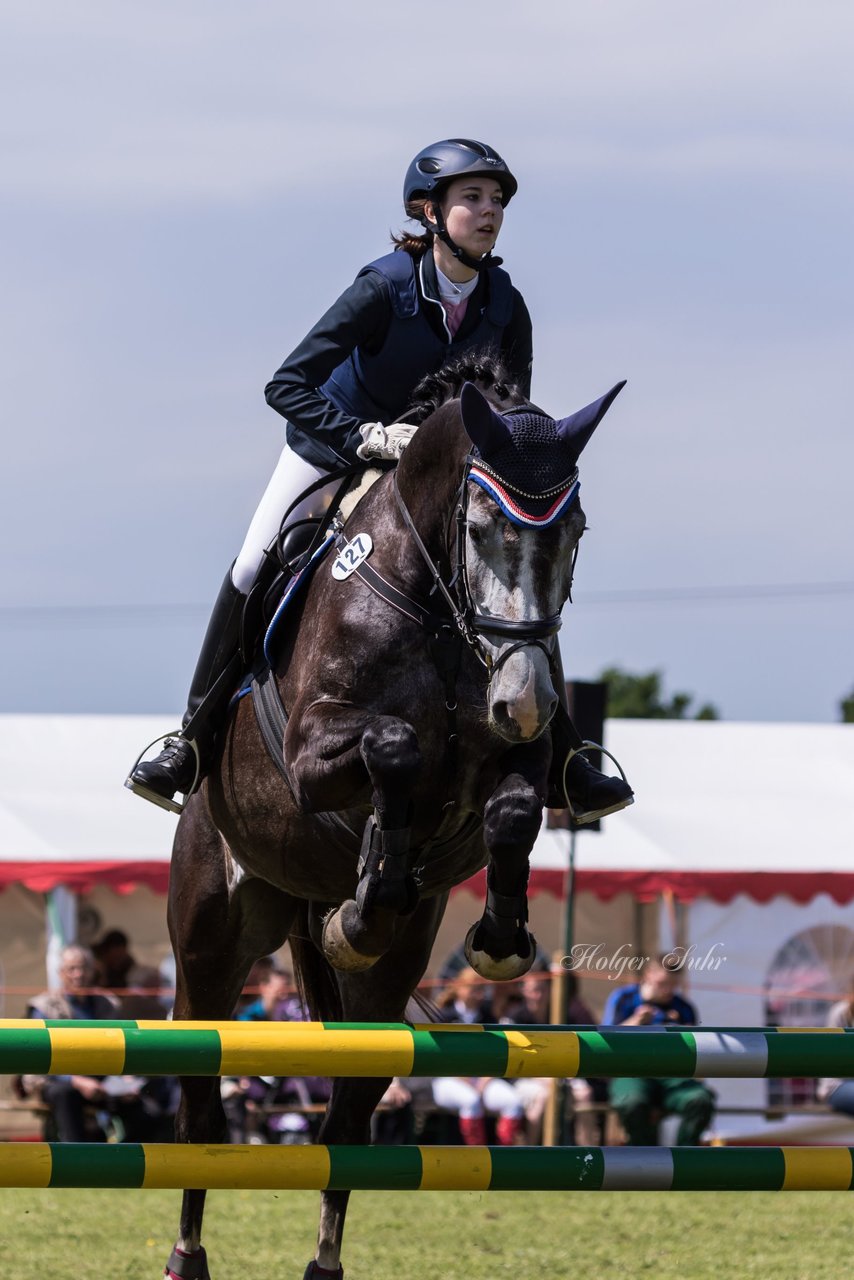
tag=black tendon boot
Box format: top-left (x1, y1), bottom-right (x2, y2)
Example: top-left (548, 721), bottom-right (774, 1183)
top-left (547, 663), bottom-right (634, 822)
top-left (125, 571), bottom-right (246, 813)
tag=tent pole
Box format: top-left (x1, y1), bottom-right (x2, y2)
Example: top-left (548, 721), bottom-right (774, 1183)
top-left (45, 887), bottom-right (77, 990)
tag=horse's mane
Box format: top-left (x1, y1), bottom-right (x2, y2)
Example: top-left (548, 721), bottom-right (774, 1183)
top-left (406, 351), bottom-right (523, 425)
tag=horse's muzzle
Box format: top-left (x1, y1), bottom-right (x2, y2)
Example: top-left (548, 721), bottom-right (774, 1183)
top-left (489, 679), bottom-right (557, 743)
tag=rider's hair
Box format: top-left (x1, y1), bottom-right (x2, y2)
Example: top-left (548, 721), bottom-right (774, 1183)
top-left (391, 195), bottom-right (437, 259)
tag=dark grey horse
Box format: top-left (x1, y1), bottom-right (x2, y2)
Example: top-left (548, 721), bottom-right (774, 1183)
top-left (164, 357), bottom-right (624, 1279)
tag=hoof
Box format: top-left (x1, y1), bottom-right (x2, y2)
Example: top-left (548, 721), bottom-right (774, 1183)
top-left (303, 1263), bottom-right (343, 1279)
top-left (165, 1245), bottom-right (210, 1280)
top-left (464, 922), bottom-right (536, 981)
top-left (321, 901), bottom-right (381, 973)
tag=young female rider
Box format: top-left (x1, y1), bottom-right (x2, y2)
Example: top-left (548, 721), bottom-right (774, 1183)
top-left (127, 138), bottom-right (633, 823)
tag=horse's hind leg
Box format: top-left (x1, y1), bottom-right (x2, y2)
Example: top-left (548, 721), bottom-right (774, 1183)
top-left (305, 896), bottom-right (446, 1279)
top-left (165, 797), bottom-right (297, 1280)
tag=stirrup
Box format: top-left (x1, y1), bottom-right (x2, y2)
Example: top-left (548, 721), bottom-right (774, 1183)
top-left (561, 740), bottom-right (634, 826)
top-left (123, 732), bottom-right (201, 816)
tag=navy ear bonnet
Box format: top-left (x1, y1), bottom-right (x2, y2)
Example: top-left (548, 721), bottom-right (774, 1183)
top-left (460, 380), bottom-right (625, 527)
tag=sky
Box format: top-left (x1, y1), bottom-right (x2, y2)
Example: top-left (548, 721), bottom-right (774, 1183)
top-left (1, 0), bottom-right (852, 723)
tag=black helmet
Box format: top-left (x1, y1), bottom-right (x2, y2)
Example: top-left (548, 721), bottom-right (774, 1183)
top-left (404, 138), bottom-right (518, 209)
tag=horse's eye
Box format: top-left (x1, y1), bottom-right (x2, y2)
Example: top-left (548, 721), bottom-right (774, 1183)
top-left (468, 525), bottom-right (484, 545)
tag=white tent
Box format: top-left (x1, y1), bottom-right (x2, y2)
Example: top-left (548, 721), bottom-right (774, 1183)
top-left (1, 714), bottom-right (851, 899)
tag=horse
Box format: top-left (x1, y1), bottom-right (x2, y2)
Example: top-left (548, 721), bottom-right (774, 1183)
top-left (164, 354), bottom-right (625, 1280)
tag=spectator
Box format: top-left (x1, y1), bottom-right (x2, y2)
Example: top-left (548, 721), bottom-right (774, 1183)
top-left (92, 929), bottom-right (135, 991)
top-left (432, 966), bottom-right (525, 1144)
top-left (818, 974), bottom-right (854, 1115)
top-left (490, 977), bottom-right (529, 1025)
top-left (511, 970), bottom-right (604, 1145)
top-left (234, 955), bottom-right (277, 1016)
top-left (223, 960), bottom-right (330, 1143)
top-left (435, 967), bottom-right (495, 1023)
top-left (431, 1074), bottom-right (525, 1145)
top-left (602, 955), bottom-right (715, 1146)
top-left (238, 963), bottom-right (295, 1022)
top-left (372, 1078), bottom-right (414, 1145)
top-left (117, 964), bottom-right (169, 1020)
top-left (21, 944), bottom-right (171, 1142)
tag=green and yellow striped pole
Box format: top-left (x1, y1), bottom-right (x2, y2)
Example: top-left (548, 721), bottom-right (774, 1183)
top-left (0, 1021), bottom-right (851, 1079)
top-left (0, 1144), bottom-right (852, 1191)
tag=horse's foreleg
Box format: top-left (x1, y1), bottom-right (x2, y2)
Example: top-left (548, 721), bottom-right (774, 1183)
top-left (288, 702), bottom-right (422, 972)
top-left (307, 897), bottom-right (446, 1279)
top-left (323, 714), bottom-right (422, 971)
top-left (465, 745), bottom-right (548, 981)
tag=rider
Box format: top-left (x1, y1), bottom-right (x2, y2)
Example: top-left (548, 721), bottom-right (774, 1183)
top-left (127, 138), bottom-right (633, 823)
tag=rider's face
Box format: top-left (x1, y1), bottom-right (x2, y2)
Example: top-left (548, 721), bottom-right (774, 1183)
top-left (428, 177), bottom-right (505, 260)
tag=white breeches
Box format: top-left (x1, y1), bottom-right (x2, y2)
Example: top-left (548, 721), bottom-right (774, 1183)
top-left (231, 444), bottom-right (329, 594)
top-left (431, 1077), bottom-right (524, 1120)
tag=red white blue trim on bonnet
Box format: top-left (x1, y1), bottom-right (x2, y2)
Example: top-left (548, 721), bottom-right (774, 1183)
top-left (468, 464), bottom-right (580, 528)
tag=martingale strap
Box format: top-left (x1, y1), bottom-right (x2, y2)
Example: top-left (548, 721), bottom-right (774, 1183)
top-left (350, 555), bottom-right (447, 634)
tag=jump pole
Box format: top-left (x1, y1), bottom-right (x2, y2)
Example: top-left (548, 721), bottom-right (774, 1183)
top-left (1, 1022), bottom-right (851, 1079)
top-left (1, 1143), bottom-right (853, 1191)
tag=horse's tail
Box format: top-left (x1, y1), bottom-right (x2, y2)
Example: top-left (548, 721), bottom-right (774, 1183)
top-left (290, 902), bottom-right (343, 1022)
top-left (405, 987), bottom-right (444, 1024)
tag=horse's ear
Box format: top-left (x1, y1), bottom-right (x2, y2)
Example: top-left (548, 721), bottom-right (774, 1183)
top-left (555, 381), bottom-right (627, 460)
top-left (460, 382), bottom-right (512, 455)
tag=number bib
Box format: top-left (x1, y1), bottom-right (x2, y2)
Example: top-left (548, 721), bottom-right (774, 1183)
top-left (331, 533), bottom-right (374, 581)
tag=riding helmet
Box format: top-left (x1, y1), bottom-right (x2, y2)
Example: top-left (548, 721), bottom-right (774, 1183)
top-left (404, 139), bottom-right (518, 209)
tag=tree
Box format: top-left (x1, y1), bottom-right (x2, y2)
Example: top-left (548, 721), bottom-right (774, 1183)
top-left (841, 688), bottom-right (854, 724)
top-left (599, 667), bottom-right (719, 721)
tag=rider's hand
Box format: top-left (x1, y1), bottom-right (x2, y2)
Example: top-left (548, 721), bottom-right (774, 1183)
top-left (356, 421), bottom-right (417, 462)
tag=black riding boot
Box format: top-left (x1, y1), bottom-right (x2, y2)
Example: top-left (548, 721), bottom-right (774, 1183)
top-left (547, 656), bottom-right (634, 822)
top-left (125, 571), bottom-right (246, 813)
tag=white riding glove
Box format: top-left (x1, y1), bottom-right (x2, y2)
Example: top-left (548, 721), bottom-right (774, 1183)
top-left (355, 421), bottom-right (418, 462)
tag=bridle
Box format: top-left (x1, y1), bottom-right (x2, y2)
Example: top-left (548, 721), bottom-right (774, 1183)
top-left (337, 448), bottom-right (579, 798)
top-left (388, 453), bottom-right (577, 683)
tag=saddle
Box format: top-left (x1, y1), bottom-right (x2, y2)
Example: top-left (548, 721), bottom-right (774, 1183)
top-left (241, 464), bottom-right (385, 670)
top-left (237, 464), bottom-right (386, 786)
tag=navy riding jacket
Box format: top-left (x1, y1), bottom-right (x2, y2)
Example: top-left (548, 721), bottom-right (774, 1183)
top-left (265, 250), bottom-right (533, 470)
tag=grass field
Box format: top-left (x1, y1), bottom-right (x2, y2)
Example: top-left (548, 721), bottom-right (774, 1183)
top-left (0, 1185), bottom-right (850, 1279)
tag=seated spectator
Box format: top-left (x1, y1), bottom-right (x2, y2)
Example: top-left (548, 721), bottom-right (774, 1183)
top-left (511, 970), bottom-right (604, 1145)
top-left (238, 962), bottom-right (295, 1022)
top-left (117, 965), bottom-right (169, 1020)
top-left (372, 1078), bottom-right (414, 1145)
top-left (818, 973), bottom-right (854, 1115)
top-left (22, 944), bottom-right (172, 1142)
top-left (602, 955), bottom-right (715, 1146)
top-left (490, 977), bottom-right (530, 1025)
top-left (224, 960), bottom-right (329, 1143)
top-left (431, 1075), bottom-right (525, 1145)
top-left (234, 956), bottom-right (276, 1016)
top-left (92, 929), bottom-right (136, 991)
top-left (435, 967), bottom-right (495, 1024)
top-left (432, 966), bottom-right (525, 1144)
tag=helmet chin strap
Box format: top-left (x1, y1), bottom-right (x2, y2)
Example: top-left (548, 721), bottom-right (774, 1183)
top-left (423, 208), bottom-right (503, 272)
